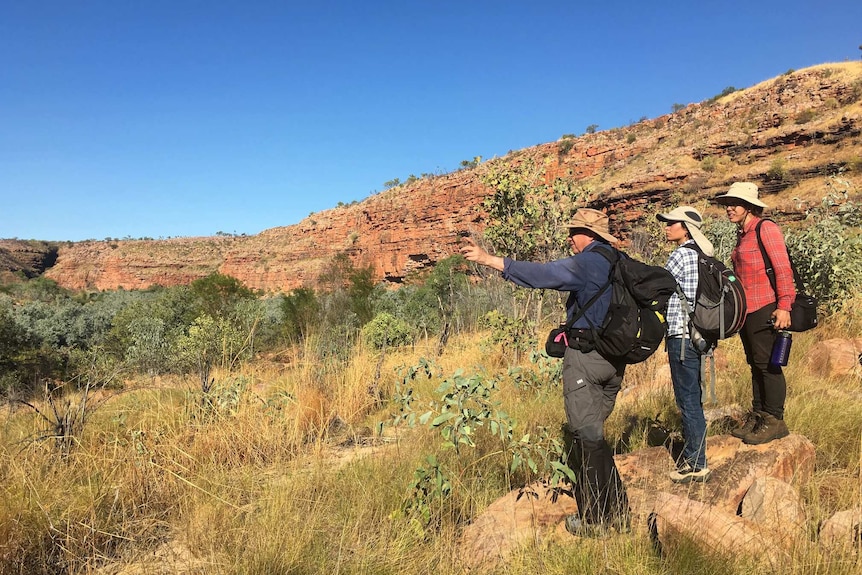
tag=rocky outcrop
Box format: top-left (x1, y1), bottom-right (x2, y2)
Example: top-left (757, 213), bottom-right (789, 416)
top-left (15, 62), bottom-right (862, 292)
top-left (0, 239), bottom-right (59, 282)
top-left (458, 434), bottom-right (816, 571)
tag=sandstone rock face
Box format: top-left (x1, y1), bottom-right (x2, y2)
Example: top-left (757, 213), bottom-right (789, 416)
top-left (15, 63), bottom-right (862, 292)
top-left (0, 239), bottom-right (58, 281)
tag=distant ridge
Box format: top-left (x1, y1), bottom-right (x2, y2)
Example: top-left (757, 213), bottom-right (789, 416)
top-left (3, 62), bottom-right (860, 292)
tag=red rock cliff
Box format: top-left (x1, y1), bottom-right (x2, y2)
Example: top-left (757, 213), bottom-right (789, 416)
top-left (33, 63), bottom-right (862, 292)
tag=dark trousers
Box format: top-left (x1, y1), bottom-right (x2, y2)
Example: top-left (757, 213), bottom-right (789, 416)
top-left (739, 303), bottom-right (787, 420)
top-left (561, 348), bottom-right (629, 525)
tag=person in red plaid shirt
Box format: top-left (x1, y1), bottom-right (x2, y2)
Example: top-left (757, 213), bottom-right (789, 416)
top-left (716, 182), bottom-right (795, 445)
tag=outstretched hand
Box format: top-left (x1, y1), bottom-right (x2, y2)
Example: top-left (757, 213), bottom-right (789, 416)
top-left (459, 237), bottom-right (485, 261)
top-left (460, 237), bottom-right (505, 271)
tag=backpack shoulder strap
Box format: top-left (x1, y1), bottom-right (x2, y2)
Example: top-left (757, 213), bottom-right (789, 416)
top-left (592, 243), bottom-right (619, 265)
top-left (564, 244), bottom-right (615, 329)
top-left (754, 218), bottom-right (804, 292)
top-left (681, 243), bottom-right (704, 256)
top-left (754, 219), bottom-right (777, 292)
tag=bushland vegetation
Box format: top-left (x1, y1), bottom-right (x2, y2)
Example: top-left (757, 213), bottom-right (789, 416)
top-left (1, 172), bottom-right (861, 574)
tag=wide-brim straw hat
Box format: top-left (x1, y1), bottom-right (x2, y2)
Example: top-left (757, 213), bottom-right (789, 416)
top-left (560, 208), bottom-right (619, 244)
top-left (714, 181), bottom-right (768, 208)
top-left (656, 206), bottom-right (715, 256)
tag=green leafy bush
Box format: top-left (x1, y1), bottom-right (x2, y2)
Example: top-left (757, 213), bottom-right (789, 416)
top-left (785, 194), bottom-right (862, 312)
top-left (794, 109), bottom-right (817, 124)
top-left (481, 310), bottom-right (536, 362)
top-left (280, 288), bottom-right (320, 342)
top-left (707, 86), bottom-right (737, 104)
top-left (361, 312), bottom-right (412, 350)
top-left (766, 157), bottom-right (789, 182)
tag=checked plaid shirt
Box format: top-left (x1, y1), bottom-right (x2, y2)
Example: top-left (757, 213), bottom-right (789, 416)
top-left (732, 216), bottom-right (795, 312)
top-left (665, 240), bottom-right (699, 337)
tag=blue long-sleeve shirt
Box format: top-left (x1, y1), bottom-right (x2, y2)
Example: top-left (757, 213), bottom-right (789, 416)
top-left (501, 241), bottom-right (613, 329)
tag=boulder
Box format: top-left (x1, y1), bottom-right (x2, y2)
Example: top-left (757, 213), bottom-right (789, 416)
top-left (804, 338), bottom-right (862, 378)
top-left (740, 477), bottom-right (806, 544)
top-left (458, 434), bottom-right (815, 570)
top-left (615, 434), bottom-right (815, 517)
top-left (458, 483), bottom-right (578, 570)
top-left (819, 506), bottom-right (862, 554)
top-left (649, 492), bottom-right (789, 569)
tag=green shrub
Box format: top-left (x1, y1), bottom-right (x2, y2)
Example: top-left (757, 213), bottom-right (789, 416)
top-left (361, 312), bottom-right (412, 350)
top-left (766, 157), bottom-right (789, 181)
top-left (794, 109), bottom-right (816, 124)
top-left (701, 218), bottom-right (738, 265)
top-left (785, 193), bottom-right (862, 312)
top-left (707, 86), bottom-right (737, 104)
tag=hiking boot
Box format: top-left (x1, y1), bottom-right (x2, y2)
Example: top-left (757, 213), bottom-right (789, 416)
top-left (564, 515), bottom-right (610, 539)
top-left (730, 411), bottom-right (761, 439)
top-left (669, 463), bottom-right (712, 484)
top-left (742, 413), bottom-right (789, 445)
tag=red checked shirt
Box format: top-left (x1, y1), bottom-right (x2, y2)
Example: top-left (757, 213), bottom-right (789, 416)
top-left (731, 216), bottom-right (796, 313)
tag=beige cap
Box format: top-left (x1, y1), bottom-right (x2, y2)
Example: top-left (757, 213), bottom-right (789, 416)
top-left (561, 208), bottom-right (619, 244)
top-left (714, 181), bottom-right (768, 208)
top-left (656, 206), bottom-right (715, 256)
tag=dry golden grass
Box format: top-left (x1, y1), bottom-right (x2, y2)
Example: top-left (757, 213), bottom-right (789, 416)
top-left (2, 312), bottom-right (861, 574)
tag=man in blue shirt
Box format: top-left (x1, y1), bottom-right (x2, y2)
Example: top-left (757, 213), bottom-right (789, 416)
top-left (461, 208), bottom-right (630, 537)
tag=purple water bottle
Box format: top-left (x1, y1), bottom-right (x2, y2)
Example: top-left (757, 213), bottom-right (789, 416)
top-left (769, 330), bottom-right (792, 366)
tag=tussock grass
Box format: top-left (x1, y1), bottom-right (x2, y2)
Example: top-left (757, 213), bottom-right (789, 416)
top-left (2, 319), bottom-right (861, 574)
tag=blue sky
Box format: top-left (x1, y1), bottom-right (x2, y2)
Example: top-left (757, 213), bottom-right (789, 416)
top-left (2, 1), bottom-right (860, 242)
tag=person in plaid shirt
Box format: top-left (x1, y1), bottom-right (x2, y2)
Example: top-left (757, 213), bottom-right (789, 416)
top-left (716, 182), bottom-right (795, 445)
top-left (657, 206), bottom-right (714, 483)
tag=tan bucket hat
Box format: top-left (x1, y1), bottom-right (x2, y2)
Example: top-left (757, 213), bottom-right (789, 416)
top-left (561, 208), bottom-right (619, 244)
top-left (656, 206), bottom-right (715, 256)
top-left (714, 181), bottom-right (768, 208)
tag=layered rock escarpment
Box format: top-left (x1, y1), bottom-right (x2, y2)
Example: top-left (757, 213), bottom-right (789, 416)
top-left (11, 62), bottom-right (861, 292)
top-left (0, 240), bottom-right (59, 282)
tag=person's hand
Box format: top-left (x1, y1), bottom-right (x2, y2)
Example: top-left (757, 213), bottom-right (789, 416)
top-left (459, 237), bottom-right (486, 262)
top-left (460, 237), bottom-right (504, 271)
top-left (771, 308), bottom-right (792, 330)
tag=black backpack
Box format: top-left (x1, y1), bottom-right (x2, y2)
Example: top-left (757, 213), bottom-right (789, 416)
top-left (681, 244), bottom-right (747, 346)
top-left (570, 246), bottom-right (679, 364)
